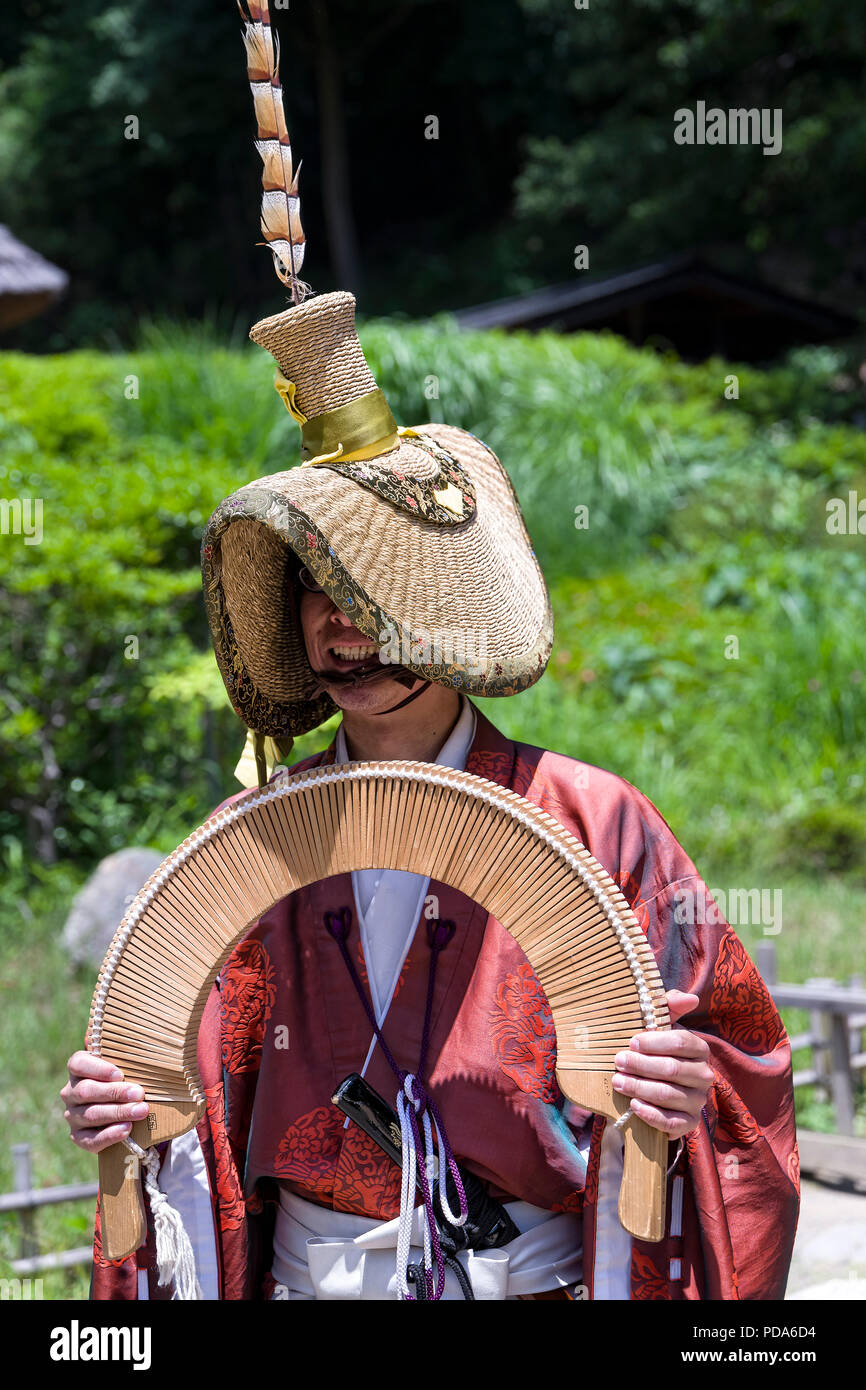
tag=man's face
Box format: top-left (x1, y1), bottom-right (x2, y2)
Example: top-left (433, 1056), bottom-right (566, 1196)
top-left (298, 585), bottom-right (421, 714)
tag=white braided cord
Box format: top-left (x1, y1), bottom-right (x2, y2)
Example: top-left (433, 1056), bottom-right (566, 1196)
top-left (124, 1138), bottom-right (201, 1300)
top-left (395, 1080), bottom-right (419, 1299)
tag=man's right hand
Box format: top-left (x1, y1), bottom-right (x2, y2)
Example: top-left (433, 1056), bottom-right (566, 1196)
top-left (61, 1051), bottom-right (150, 1153)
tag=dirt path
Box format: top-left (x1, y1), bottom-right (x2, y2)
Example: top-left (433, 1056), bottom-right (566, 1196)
top-left (787, 1177), bottom-right (866, 1299)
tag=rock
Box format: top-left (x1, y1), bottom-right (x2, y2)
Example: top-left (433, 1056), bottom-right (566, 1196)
top-left (61, 848), bottom-right (164, 968)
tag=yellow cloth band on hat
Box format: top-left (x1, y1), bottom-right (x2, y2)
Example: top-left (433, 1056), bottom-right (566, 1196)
top-left (301, 433), bottom-right (401, 466)
top-left (339, 432), bottom-right (401, 462)
top-left (299, 389), bottom-right (398, 464)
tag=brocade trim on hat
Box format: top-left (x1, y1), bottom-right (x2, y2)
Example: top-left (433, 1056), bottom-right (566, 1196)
top-left (313, 430), bottom-right (477, 525)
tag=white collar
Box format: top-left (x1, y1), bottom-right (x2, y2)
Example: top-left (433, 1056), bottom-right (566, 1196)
top-left (335, 694), bottom-right (476, 771)
top-left (334, 695), bottom-right (477, 1031)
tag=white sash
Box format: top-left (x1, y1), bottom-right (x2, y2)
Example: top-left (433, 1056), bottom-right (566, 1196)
top-left (271, 1188), bottom-right (582, 1301)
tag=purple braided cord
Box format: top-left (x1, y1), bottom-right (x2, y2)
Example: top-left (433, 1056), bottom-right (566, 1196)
top-left (324, 907), bottom-right (469, 1300)
top-left (324, 907), bottom-right (404, 1079)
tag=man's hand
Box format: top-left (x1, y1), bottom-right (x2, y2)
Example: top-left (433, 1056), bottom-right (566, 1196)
top-left (612, 990), bottom-right (713, 1140)
top-left (61, 1051), bottom-right (150, 1153)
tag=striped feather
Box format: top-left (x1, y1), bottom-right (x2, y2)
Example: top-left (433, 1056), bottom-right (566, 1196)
top-left (238, 0), bottom-right (306, 299)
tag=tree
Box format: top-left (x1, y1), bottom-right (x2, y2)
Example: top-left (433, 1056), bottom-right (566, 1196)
top-left (512, 0), bottom-right (866, 302)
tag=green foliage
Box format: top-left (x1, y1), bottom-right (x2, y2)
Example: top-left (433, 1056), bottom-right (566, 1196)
top-left (777, 802), bottom-right (866, 878)
top-left (0, 343), bottom-right (251, 876)
top-left (3, 2), bottom-right (866, 334)
top-left (0, 857), bottom-right (93, 1299)
top-left (0, 0), bottom-right (568, 338)
top-left (512, 0), bottom-right (866, 299)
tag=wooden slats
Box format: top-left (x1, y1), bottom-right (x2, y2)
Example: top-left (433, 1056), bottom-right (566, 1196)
top-left (93, 761), bottom-right (671, 1257)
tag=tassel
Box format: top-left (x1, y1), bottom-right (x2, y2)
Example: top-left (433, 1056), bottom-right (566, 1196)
top-left (125, 1139), bottom-right (201, 1301)
top-left (238, 0), bottom-right (307, 302)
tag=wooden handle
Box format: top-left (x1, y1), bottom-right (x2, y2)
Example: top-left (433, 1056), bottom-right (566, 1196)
top-left (98, 1137), bottom-right (147, 1262)
top-left (618, 1113), bottom-right (668, 1242)
top-left (97, 1099), bottom-right (205, 1262)
top-left (556, 1067), bottom-right (668, 1243)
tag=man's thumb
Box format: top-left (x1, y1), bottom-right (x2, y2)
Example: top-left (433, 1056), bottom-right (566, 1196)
top-left (665, 989), bottom-right (700, 1025)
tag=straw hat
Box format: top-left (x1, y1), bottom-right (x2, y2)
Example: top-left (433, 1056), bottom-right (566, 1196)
top-left (202, 3), bottom-right (552, 779)
top-left (202, 290), bottom-right (552, 740)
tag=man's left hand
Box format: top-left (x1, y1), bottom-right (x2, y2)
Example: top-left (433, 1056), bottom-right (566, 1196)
top-left (612, 990), bottom-right (713, 1139)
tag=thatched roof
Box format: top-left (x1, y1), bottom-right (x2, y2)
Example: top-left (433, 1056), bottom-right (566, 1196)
top-left (0, 225), bottom-right (69, 330)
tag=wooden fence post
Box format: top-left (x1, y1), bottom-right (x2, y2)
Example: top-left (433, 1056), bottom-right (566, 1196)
top-left (849, 974), bottom-right (865, 1062)
top-left (11, 1143), bottom-right (37, 1262)
top-left (828, 1011), bottom-right (856, 1136)
top-left (806, 977), bottom-right (835, 1096)
top-left (756, 940), bottom-right (776, 987)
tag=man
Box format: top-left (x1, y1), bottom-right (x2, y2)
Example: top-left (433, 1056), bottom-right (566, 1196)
top-left (63, 435), bottom-right (798, 1297)
top-left (61, 2), bottom-right (798, 1297)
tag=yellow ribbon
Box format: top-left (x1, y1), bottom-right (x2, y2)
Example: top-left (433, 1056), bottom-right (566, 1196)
top-left (274, 371), bottom-right (308, 426)
top-left (300, 389), bottom-right (399, 464)
top-left (233, 728), bottom-right (295, 789)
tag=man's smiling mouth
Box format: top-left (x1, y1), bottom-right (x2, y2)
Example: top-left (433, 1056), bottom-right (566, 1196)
top-left (331, 642), bottom-right (379, 661)
top-left (325, 639), bottom-right (383, 674)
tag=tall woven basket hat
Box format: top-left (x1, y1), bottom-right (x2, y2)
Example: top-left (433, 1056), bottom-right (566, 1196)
top-left (202, 3), bottom-right (552, 781)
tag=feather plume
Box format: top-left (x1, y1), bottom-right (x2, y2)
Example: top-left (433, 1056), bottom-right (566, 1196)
top-left (238, 0), bottom-right (307, 301)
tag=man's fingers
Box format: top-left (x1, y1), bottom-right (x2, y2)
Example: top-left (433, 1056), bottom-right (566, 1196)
top-left (665, 990), bottom-right (700, 1026)
top-left (62, 1077), bottom-right (145, 1107)
top-left (613, 1073), bottom-right (698, 1111)
top-left (67, 1052), bottom-right (124, 1083)
top-left (66, 1101), bottom-right (149, 1131)
top-left (628, 1098), bottom-right (698, 1137)
top-left (627, 1028), bottom-right (710, 1062)
top-left (72, 1123), bottom-right (134, 1154)
top-left (615, 1050), bottom-right (713, 1089)
top-left (61, 1053), bottom-right (146, 1152)
top-left (615, 1019), bottom-right (713, 1122)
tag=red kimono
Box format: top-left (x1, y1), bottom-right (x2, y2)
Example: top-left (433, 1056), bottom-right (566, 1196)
top-left (91, 709), bottom-right (799, 1300)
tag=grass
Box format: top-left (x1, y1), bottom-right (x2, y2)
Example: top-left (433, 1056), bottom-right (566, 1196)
top-left (0, 866), bottom-right (93, 1300)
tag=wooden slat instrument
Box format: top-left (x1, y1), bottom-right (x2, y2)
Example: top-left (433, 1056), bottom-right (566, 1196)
top-left (89, 761), bottom-right (670, 1260)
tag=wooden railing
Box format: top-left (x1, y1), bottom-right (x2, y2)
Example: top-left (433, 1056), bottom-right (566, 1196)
top-left (0, 1143), bottom-right (96, 1276)
top-left (756, 941), bottom-right (866, 1182)
top-left (1, 946), bottom-right (863, 1274)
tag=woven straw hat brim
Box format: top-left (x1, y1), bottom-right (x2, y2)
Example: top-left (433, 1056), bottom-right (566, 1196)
top-left (202, 423), bottom-right (553, 739)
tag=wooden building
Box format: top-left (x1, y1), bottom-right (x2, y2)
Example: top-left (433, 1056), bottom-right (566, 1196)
top-left (455, 254), bottom-right (857, 363)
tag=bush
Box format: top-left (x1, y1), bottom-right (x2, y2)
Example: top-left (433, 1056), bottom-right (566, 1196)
top-left (774, 802), bottom-right (866, 878)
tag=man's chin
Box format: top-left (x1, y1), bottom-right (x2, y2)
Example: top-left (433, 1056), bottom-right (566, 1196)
top-left (318, 671), bottom-right (422, 713)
